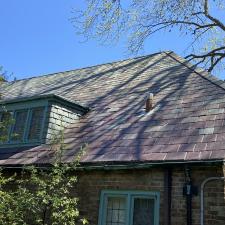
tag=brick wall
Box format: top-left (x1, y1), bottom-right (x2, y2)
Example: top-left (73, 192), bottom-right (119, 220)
top-left (192, 165), bottom-right (225, 225)
top-left (75, 164), bottom-right (225, 225)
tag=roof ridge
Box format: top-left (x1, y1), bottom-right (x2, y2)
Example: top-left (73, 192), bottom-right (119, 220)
top-left (165, 51), bottom-right (225, 92)
top-left (5, 51), bottom-right (166, 84)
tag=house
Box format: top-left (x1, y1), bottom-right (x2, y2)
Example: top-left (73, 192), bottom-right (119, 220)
top-left (0, 51), bottom-right (225, 225)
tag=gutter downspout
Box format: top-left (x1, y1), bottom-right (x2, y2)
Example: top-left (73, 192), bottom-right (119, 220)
top-left (185, 167), bottom-right (192, 225)
top-left (164, 168), bottom-right (172, 225)
top-left (200, 177), bottom-right (225, 225)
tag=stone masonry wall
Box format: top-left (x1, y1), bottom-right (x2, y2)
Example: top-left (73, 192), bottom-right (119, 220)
top-left (74, 164), bottom-right (225, 225)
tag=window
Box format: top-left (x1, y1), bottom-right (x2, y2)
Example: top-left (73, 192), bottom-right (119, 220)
top-left (27, 107), bottom-right (45, 141)
top-left (11, 109), bottom-right (28, 141)
top-left (0, 106), bottom-right (45, 144)
top-left (0, 111), bottom-right (13, 142)
top-left (98, 191), bottom-right (160, 225)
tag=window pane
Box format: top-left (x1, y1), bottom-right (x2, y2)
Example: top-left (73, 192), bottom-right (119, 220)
top-left (11, 110), bottom-right (28, 142)
top-left (133, 198), bottom-right (155, 225)
top-left (27, 107), bottom-right (44, 141)
top-left (106, 197), bottom-right (126, 225)
top-left (0, 111), bottom-right (12, 142)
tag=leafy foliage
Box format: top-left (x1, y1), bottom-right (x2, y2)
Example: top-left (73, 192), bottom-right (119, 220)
top-left (73, 0), bottom-right (225, 74)
top-left (0, 162), bottom-right (88, 225)
top-left (0, 124), bottom-right (88, 224)
top-left (0, 111), bottom-right (14, 143)
top-left (0, 66), bottom-right (9, 82)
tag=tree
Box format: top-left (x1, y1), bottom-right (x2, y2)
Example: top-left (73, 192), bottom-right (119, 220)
top-left (0, 66), bottom-right (9, 82)
top-left (0, 161), bottom-right (88, 224)
top-left (73, 0), bottom-right (225, 74)
top-left (0, 66), bottom-right (14, 143)
top-left (0, 127), bottom-right (88, 224)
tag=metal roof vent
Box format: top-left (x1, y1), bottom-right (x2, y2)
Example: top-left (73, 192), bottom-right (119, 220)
top-left (145, 93), bottom-right (154, 112)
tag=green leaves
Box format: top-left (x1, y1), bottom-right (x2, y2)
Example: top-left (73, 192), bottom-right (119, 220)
top-left (0, 163), bottom-right (87, 225)
top-left (0, 137), bottom-right (88, 225)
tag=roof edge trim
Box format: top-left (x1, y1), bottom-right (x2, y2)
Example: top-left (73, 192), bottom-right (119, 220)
top-left (1, 159), bottom-right (224, 170)
top-left (79, 159), bottom-right (224, 170)
top-left (0, 94), bottom-right (90, 113)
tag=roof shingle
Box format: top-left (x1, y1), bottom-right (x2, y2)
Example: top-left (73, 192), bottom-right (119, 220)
top-left (1, 51), bottom-right (225, 166)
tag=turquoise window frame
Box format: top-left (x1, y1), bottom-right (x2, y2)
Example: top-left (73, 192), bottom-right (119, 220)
top-left (98, 190), bottom-right (160, 225)
top-left (0, 105), bottom-right (47, 146)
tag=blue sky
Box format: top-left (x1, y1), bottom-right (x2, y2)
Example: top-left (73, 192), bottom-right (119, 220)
top-left (0, 1), bottom-right (218, 80)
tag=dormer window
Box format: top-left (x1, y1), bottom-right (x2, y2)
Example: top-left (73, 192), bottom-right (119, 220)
top-left (0, 107), bottom-right (45, 144)
top-left (0, 94), bottom-right (89, 147)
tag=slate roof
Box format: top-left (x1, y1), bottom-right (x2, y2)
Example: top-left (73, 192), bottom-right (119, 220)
top-left (1, 51), bottom-right (225, 167)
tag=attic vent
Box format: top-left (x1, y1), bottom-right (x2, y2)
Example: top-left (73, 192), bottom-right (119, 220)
top-left (145, 93), bottom-right (154, 112)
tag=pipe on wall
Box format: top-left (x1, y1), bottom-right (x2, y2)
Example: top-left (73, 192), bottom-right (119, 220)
top-left (200, 176), bottom-right (225, 225)
top-left (163, 168), bottom-right (172, 225)
top-left (185, 167), bottom-right (192, 225)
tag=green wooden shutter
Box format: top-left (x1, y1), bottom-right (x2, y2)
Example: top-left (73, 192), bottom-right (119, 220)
top-left (27, 107), bottom-right (45, 141)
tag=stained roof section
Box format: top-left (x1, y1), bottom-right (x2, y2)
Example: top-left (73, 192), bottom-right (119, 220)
top-left (1, 51), bottom-right (225, 166)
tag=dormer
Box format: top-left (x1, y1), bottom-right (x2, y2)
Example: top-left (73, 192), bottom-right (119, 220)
top-left (0, 94), bottom-right (89, 147)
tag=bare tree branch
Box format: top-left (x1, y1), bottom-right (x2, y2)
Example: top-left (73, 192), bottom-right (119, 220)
top-left (186, 46), bottom-right (225, 59)
top-left (73, 0), bottom-right (225, 75)
top-left (204, 0), bottom-right (225, 32)
top-left (208, 55), bottom-right (225, 72)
